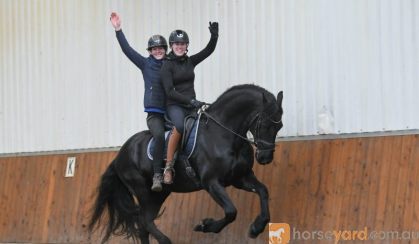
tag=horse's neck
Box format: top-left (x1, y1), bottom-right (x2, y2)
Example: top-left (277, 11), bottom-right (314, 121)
top-left (210, 95), bottom-right (260, 134)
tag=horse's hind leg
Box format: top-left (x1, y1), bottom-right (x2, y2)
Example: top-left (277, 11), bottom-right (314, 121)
top-left (194, 181), bottom-right (237, 233)
top-left (115, 164), bottom-right (167, 244)
top-left (140, 193), bottom-right (172, 244)
top-left (138, 228), bottom-right (150, 244)
top-left (233, 172), bottom-right (270, 238)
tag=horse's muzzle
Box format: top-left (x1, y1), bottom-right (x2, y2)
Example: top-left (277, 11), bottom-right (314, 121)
top-left (255, 148), bottom-right (274, 165)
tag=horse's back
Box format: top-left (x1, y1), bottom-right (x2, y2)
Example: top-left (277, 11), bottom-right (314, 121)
top-left (113, 130), bottom-right (153, 184)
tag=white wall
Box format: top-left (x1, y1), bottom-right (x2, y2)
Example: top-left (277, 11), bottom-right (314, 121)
top-left (1, 0), bottom-right (418, 153)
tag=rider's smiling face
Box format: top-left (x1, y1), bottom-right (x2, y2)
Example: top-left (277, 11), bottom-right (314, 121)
top-left (149, 46), bottom-right (166, 60)
top-left (172, 42), bottom-right (188, 56)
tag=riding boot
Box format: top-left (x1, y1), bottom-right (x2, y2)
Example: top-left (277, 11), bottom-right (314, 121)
top-left (164, 127), bottom-right (181, 184)
top-left (151, 173), bottom-right (163, 192)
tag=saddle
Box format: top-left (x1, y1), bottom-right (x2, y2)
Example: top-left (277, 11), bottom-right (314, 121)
top-left (147, 113), bottom-right (201, 162)
top-left (147, 112), bottom-right (202, 183)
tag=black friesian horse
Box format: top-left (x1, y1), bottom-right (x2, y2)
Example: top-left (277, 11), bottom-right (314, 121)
top-left (88, 84), bottom-right (283, 244)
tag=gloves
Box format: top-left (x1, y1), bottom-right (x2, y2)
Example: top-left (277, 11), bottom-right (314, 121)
top-left (208, 22), bottom-right (219, 37)
top-left (190, 99), bottom-right (205, 108)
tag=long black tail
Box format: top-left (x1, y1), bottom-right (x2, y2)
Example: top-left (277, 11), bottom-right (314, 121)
top-left (88, 162), bottom-right (141, 243)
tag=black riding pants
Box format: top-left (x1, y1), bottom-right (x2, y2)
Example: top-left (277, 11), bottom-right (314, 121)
top-left (146, 112), bottom-right (165, 174)
top-left (166, 105), bottom-right (193, 135)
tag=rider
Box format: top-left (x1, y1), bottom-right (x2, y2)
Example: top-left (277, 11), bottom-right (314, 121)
top-left (161, 22), bottom-right (219, 184)
top-left (110, 12), bottom-right (167, 192)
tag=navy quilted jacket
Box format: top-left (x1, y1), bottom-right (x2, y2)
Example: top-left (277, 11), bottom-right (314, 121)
top-left (116, 30), bottom-right (165, 114)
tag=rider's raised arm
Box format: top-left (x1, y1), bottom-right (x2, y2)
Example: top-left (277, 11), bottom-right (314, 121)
top-left (190, 22), bottom-right (219, 66)
top-left (110, 12), bottom-right (146, 69)
top-left (161, 61), bottom-right (191, 105)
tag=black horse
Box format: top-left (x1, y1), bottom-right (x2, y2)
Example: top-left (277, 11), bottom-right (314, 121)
top-left (88, 84), bottom-right (283, 244)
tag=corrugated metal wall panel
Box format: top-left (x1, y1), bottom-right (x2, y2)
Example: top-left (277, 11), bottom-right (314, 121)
top-left (1, 0), bottom-right (418, 153)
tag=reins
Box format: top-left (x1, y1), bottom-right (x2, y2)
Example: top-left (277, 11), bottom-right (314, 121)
top-left (199, 104), bottom-right (281, 151)
top-left (200, 110), bottom-right (257, 146)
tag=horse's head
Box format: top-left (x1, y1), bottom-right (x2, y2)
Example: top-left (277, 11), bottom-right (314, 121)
top-left (250, 91), bottom-right (283, 165)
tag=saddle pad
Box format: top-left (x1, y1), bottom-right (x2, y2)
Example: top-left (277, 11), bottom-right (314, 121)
top-left (147, 131), bottom-right (171, 160)
top-left (147, 114), bottom-right (201, 161)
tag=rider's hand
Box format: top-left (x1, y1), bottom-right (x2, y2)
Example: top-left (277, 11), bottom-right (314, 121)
top-left (190, 99), bottom-right (205, 108)
top-left (110, 12), bottom-right (121, 31)
top-left (208, 22), bottom-right (218, 37)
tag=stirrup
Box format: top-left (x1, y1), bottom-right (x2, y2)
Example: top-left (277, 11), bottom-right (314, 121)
top-left (163, 161), bottom-right (175, 184)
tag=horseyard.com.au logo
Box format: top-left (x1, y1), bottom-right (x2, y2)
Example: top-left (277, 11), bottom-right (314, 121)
top-left (268, 223), bottom-right (419, 243)
top-left (269, 223), bottom-right (290, 244)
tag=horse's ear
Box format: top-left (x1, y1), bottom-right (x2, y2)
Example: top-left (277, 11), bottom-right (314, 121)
top-left (277, 91), bottom-right (283, 107)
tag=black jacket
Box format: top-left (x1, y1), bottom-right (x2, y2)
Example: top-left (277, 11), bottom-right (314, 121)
top-left (161, 35), bottom-right (218, 106)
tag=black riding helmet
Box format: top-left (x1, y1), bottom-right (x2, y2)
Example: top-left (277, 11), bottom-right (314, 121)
top-left (169, 30), bottom-right (189, 46)
top-left (147, 35), bottom-right (168, 51)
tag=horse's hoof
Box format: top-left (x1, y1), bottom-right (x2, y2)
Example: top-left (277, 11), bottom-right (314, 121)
top-left (193, 218), bottom-right (215, 232)
top-left (194, 222), bottom-right (205, 232)
top-left (248, 224), bottom-right (259, 238)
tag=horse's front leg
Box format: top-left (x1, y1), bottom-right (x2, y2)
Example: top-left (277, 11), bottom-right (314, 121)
top-left (233, 172), bottom-right (270, 238)
top-left (194, 181), bottom-right (237, 233)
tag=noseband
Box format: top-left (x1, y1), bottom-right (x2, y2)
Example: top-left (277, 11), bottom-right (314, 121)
top-left (251, 114), bottom-right (281, 154)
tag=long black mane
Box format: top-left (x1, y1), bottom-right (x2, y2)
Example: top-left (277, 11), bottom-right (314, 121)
top-left (208, 84), bottom-right (277, 112)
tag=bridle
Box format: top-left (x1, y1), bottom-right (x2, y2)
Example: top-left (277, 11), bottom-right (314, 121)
top-left (200, 106), bottom-right (281, 153)
top-left (251, 112), bottom-right (281, 154)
